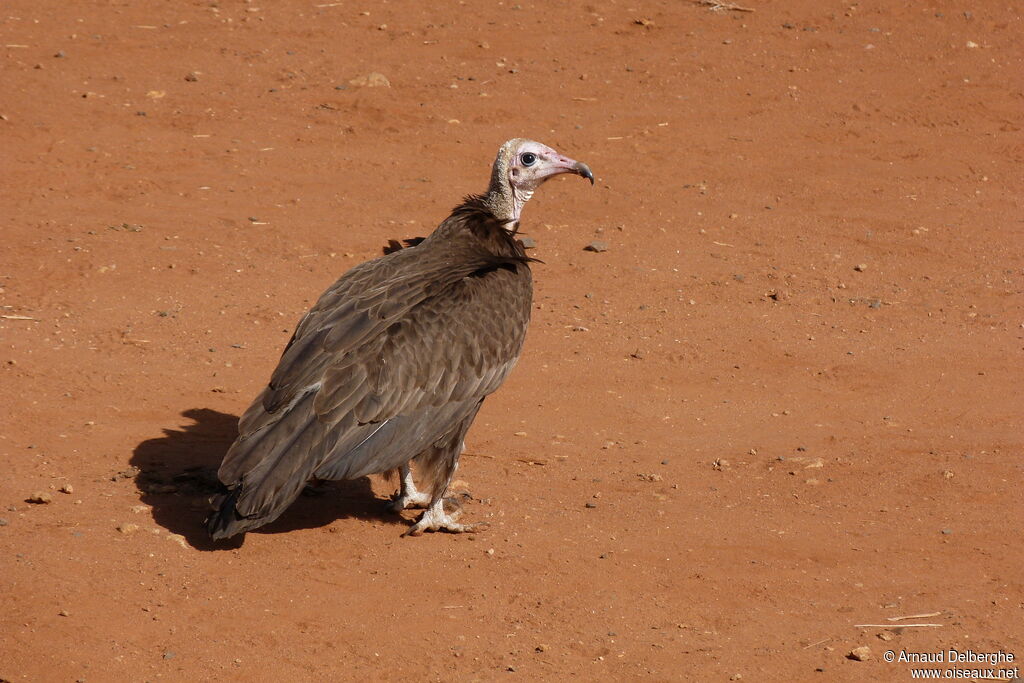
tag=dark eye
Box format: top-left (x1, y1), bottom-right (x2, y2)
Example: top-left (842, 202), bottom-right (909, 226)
top-left (520, 152), bottom-right (537, 166)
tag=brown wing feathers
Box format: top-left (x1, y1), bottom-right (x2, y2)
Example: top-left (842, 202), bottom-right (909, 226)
top-left (207, 200), bottom-right (532, 539)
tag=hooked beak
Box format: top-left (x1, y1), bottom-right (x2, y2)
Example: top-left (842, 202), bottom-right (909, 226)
top-left (573, 161), bottom-right (595, 185)
top-left (542, 154), bottom-right (595, 185)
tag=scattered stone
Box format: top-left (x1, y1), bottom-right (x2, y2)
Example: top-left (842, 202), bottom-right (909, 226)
top-left (877, 632), bottom-right (894, 641)
top-left (0, 518), bottom-right (8, 526)
top-left (535, 644), bottom-right (548, 652)
top-left (184, 72), bottom-right (199, 82)
top-left (111, 466), bottom-right (140, 481)
top-left (117, 523), bottom-right (140, 534)
top-left (730, 675), bottom-right (743, 681)
top-left (584, 240), bottom-right (608, 253)
top-left (27, 491), bottom-right (53, 504)
top-left (941, 528), bottom-right (953, 535)
top-left (59, 484), bottom-right (74, 494)
top-left (518, 236), bottom-right (537, 249)
top-left (514, 431), bottom-right (527, 437)
top-left (163, 650), bottom-right (176, 660)
top-left (712, 458), bottom-right (730, 471)
top-left (854, 263), bottom-right (867, 272)
top-left (637, 473), bottom-right (663, 482)
top-left (166, 533), bottom-right (188, 548)
top-left (585, 502), bottom-right (597, 509)
top-left (848, 646), bottom-right (872, 661)
top-left (348, 72), bottom-right (390, 87)
top-left (942, 470), bottom-right (954, 479)
top-left (58, 609), bottom-right (70, 617)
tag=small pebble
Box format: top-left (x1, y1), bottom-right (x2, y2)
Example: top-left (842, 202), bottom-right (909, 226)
top-left (854, 263), bottom-right (867, 272)
top-left (848, 646), bottom-right (872, 661)
top-left (0, 518), bottom-right (8, 526)
top-left (941, 528), bottom-right (953, 535)
top-left (59, 484), bottom-right (74, 494)
top-left (519, 236), bottom-right (537, 249)
top-left (585, 502), bottom-right (597, 509)
top-left (166, 533), bottom-right (188, 548)
top-left (583, 240), bottom-right (608, 253)
top-left (117, 523), bottom-right (140, 534)
top-left (27, 492), bottom-right (53, 504)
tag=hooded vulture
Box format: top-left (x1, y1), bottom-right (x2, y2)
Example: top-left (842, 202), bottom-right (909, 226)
top-left (207, 139), bottom-right (594, 539)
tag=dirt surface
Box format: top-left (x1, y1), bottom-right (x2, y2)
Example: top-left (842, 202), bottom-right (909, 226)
top-left (2, 0), bottom-right (1022, 680)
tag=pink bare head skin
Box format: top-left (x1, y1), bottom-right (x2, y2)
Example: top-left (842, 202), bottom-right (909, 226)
top-left (484, 138), bottom-right (594, 225)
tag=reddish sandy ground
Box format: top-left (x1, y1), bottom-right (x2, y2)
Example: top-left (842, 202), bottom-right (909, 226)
top-left (2, 0), bottom-right (1022, 680)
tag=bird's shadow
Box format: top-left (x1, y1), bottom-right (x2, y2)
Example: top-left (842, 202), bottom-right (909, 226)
top-left (129, 408), bottom-right (402, 550)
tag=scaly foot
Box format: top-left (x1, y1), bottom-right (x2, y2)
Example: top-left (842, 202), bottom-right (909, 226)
top-left (402, 498), bottom-right (486, 536)
top-left (389, 488), bottom-right (431, 512)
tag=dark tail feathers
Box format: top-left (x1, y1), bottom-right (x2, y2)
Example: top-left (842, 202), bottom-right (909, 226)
top-left (206, 487), bottom-right (249, 540)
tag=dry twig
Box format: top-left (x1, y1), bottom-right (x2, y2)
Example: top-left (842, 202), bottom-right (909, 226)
top-left (853, 623), bottom-right (942, 628)
top-left (696, 0), bottom-right (755, 12)
top-left (888, 612), bottom-right (942, 621)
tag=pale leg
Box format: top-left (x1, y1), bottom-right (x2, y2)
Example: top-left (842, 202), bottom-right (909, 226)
top-left (388, 462), bottom-right (431, 511)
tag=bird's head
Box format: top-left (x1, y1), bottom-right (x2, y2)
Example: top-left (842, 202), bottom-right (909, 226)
top-left (486, 138), bottom-right (593, 227)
